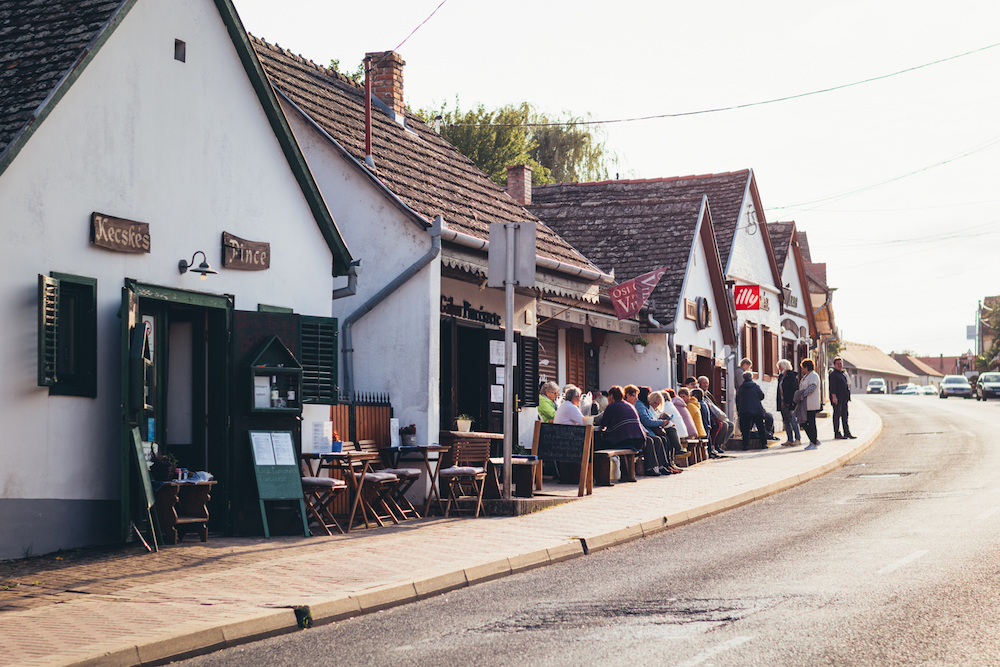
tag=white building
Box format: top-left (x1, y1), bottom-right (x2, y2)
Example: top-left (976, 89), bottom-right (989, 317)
top-left (0, 0), bottom-right (355, 558)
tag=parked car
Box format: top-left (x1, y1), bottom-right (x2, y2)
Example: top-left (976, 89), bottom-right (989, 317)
top-left (866, 378), bottom-right (887, 394)
top-left (893, 383), bottom-right (915, 394)
top-left (920, 385), bottom-right (937, 395)
top-left (901, 384), bottom-right (922, 395)
top-left (976, 372), bottom-right (1000, 401)
top-left (939, 375), bottom-right (972, 399)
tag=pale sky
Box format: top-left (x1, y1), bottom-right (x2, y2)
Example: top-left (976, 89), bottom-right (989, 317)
top-left (232, 0), bottom-right (1000, 357)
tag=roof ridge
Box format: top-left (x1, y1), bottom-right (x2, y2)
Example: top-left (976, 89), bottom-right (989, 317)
top-left (535, 169), bottom-right (751, 188)
top-left (249, 34), bottom-right (362, 90)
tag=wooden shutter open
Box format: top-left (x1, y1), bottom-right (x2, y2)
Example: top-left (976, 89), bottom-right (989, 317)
top-left (300, 316), bottom-right (338, 403)
top-left (37, 274), bottom-right (59, 387)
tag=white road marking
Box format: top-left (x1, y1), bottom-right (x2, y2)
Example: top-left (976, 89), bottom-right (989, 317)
top-left (976, 506), bottom-right (1000, 521)
top-left (878, 550), bottom-right (929, 574)
top-left (675, 636), bottom-right (752, 667)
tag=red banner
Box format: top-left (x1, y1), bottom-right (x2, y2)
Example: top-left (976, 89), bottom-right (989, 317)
top-left (734, 285), bottom-right (761, 310)
top-left (609, 267), bottom-right (667, 320)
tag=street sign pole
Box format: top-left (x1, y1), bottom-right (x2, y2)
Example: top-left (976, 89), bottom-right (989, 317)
top-left (502, 224), bottom-right (515, 500)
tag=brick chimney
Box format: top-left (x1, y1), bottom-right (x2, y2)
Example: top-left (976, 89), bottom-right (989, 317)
top-left (506, 164), bottom-right (532, 206)
top-left (365, 50), bottom-right (406, 118)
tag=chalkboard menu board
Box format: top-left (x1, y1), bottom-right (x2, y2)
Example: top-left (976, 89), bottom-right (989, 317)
top-left (249, 431), bottom-right (309, 537)
top-left (532, 422), bottom-right (593, 496)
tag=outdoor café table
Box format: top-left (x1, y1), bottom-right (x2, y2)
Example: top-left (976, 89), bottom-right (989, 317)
top-left (381, 444), bottom-right (450, 517)
top-left (301, 451), bottom-right (379, 532)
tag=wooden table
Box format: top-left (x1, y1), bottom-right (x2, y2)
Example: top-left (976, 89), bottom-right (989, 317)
top-left (485, 457), bottom-right (541, 498)
top-left (154, 481), bottom-right (217, 545)
top-left (301, 451), bottom-right (379, 531)
top-left (382, 445), bottom-right (450, 516)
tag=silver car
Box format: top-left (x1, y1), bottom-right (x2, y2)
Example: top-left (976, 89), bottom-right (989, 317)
top-left (939, 375), bottom-right (972, 399)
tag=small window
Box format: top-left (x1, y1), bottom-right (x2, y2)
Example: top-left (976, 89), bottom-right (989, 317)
top-left (174, 39), bottom-right (186, 62)
top-left (38, 273), bottom-right (97, 397)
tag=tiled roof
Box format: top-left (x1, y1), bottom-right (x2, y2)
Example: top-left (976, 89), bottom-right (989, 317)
top-left (767, 222), bottom-right (793, 273)
top-left (0, 0), bottom-right (122, 157)
top-left (891, 354), bottom-right (945, 378)
top-left (840, 342), bottom-right (914, 377)
top-left (805, 262), bottom-right (827, 288)
top-left (796, 231), bottom-right (813, 263)
top-left (527, 184), bottom-right (709, 324)
top-left (251, 37), bottom-right (598, 273)
top-left (534, 171), bottom-right (751, 271)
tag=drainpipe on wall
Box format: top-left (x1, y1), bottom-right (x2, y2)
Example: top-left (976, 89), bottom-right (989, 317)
top-left (341, 215), bottom-right (442, 398)
top-left (332, 260), bottom-right (361, 300)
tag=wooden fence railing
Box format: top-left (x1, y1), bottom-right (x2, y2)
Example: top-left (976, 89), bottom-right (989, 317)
top-left (328, 392), bottom-right (393, 447)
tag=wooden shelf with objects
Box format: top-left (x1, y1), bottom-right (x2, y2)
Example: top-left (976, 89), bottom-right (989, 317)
top-left (248, 335), bottom-right (302, 415)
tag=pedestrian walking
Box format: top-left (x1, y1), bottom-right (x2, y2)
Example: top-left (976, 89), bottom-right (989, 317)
top-left (795, 359), bottom-right (822, 449)
top-left (777, 359), bottom-right (801, 446)
top-left (829, 356), bottom-right (855, 439)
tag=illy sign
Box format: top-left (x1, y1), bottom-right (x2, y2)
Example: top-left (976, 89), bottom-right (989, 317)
top-left (734, 285), bottom-right (761, 310)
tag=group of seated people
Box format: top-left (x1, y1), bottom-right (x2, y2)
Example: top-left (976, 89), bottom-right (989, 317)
top-left (538, 376), bottom-right (735, 477)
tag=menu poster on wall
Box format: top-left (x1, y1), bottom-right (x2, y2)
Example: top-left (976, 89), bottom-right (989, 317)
top-left (495, 367), bottom-right (505, 385)
top-left (253, 376), bottom-right (271, 409)
top-left (491, 384), bottom-right (504, 403)
top-left (310, 422), bottom-right (333, 453)
top-left (250, 432), bottom-right (276, 465)
top-left (271, 432), bottom-right (297, 466)
top-left (489, 340), bottom-right (504, 365)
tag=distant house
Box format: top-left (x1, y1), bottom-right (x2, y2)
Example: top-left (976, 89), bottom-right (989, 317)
top-left (839, 343), bottom-right (915, 392)
top-left (914, 353), bottom-right (977, 378)
top-left (526, 187), bottom-right (736, 399)
top-left (797, 231), bottom-right (839, 398)
top-left (891, 354), bottom-right (946, 387)
top-left (532, 170), bottom-right (784, 421)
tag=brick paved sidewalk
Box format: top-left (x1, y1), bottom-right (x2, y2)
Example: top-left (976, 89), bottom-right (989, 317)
top-left (1, 402), bottom-right (881, 667)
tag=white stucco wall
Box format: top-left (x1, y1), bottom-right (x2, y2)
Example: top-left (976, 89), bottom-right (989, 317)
top-left (673, 222), bottom-right (728, 365)
top-left (282, 103), bottom-right (440, 447)
top-left (0, 0), bottom-right (335, 511)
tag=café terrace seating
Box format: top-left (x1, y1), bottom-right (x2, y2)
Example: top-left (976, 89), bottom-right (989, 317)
top-left (439, 438), bottom-right (489, 518)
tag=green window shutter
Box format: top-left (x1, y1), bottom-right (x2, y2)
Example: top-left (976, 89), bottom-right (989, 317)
top-left (300, 316), bottom-right (338, 404)
top-left (38, 274), bottom-right (59, 387)
top-left (520, 335), bottom-right (539, 407)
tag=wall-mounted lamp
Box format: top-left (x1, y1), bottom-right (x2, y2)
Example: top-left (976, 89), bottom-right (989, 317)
top-left (178, 251), bottom-right (218, 281)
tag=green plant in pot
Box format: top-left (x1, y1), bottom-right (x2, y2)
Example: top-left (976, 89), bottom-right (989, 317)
top-left (456, 414), bottom-right (474, 432)
top-left (624, 335), bottom-right (649, 353)
top-left (150, 449), bottom-right (177, 482)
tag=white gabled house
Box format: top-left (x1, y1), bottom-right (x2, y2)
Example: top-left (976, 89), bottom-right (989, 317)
top-left (0, 0), bottom-right (355, 558)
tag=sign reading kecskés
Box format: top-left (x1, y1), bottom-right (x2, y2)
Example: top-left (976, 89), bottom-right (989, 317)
top-left (91, 213), bottom-right (150, 253)
top-left (734, 285), bottom-right (761, 310)
top-left (222, 232), bottom-right (270, 270)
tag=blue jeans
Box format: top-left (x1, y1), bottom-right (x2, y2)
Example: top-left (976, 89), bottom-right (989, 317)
top-left (780, 406), bottom-right (800, 441)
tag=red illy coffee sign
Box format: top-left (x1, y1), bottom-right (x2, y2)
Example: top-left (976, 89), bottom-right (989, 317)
top-left (610, 267), bottom-right (667, 320)
top-left (734, 285), bottom-right (761, 310)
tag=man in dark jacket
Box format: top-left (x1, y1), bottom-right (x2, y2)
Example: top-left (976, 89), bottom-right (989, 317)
top-left (736, 372), bottom-right (768, 449)
top-left (829, 357), bottom-right (855, 439)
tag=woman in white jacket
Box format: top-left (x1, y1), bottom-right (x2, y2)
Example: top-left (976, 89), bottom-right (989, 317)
top-left (796, 358), bottom-right (822, 449)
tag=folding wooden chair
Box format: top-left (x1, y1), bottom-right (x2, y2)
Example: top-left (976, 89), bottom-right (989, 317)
top-left (300, 475), bottom-right (348, 535)
top-left (358, 440), bottom-right (422, 520)
top-left (439, 439), bottom-right (489, 518)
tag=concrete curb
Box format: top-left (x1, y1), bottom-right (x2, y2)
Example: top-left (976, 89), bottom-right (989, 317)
top-left (60, 410), bottom-right (883, 667)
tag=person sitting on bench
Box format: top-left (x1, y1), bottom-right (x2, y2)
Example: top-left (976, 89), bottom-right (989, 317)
top-left (599, 385), bottom-right (657, 471)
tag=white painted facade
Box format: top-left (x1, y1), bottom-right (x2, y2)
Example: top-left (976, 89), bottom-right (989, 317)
top-left (0, 0), bottom-right (345, 558)
top-left (725, 197), bottom-right (783, 417)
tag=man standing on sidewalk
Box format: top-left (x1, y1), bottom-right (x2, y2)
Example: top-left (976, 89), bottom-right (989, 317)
top-left (829, 357), bottom-right (855, 439)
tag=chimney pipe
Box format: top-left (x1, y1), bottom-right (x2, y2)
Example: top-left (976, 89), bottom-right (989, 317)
top-left (363, 55), bottom-right (374, 170)
top-left (506, 164), bottom-right (532, 206)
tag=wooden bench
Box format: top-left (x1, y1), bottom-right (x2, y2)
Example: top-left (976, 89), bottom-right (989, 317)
top-left (486, 457), bottom-right (542, 498)
top-left (154, 481), bottom-right (216, 544)
top-left (593, 449), bottom-right (637, 485)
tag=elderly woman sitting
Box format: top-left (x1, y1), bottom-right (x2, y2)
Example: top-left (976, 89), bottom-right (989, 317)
top-left (554, 384), bottom-right (585, 425)
top-left (538, 381), bottom-right (559, 423)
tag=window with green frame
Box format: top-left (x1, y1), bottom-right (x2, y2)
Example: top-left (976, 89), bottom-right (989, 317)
top-left (300, 316), bottom-right (338, 403)
top-left (37, 273), bottom-right (97, 397)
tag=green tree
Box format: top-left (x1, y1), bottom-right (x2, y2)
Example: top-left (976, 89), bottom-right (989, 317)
top-left (975, 306), bottom-right (1000, 370)
top-left (416, 100), bottom-right (616, 187)
top-left (329, 59), bottom-right (363, 85)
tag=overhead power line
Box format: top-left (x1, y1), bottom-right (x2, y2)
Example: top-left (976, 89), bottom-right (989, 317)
top-left (448, 41), bottom-right (1000, 128)
top-left (366, 0), bottom-right (450, 72)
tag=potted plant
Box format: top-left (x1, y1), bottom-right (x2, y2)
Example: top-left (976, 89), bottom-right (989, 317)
top-left (399, 423), bottom-right (417, 447)
top-left (455, 414), bottom-right (474, 432)
top-left (150, 449), bottom-right (177, 482)
top-left (624, 335), bottom-right (649, 354)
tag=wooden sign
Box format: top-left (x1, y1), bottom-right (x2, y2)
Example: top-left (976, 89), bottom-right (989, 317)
top-left (91, 212), bottom-right (150, 253)
top-left (222, 232), bottom-right (269, 270)
top-left (532, 422), bottom-right (593, 496)
top-left (248, 431), bottom-right (308, 537)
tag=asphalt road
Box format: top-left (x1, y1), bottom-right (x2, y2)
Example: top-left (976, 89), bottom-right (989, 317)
top-left (183, 395), bottom-right (1000, 667)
